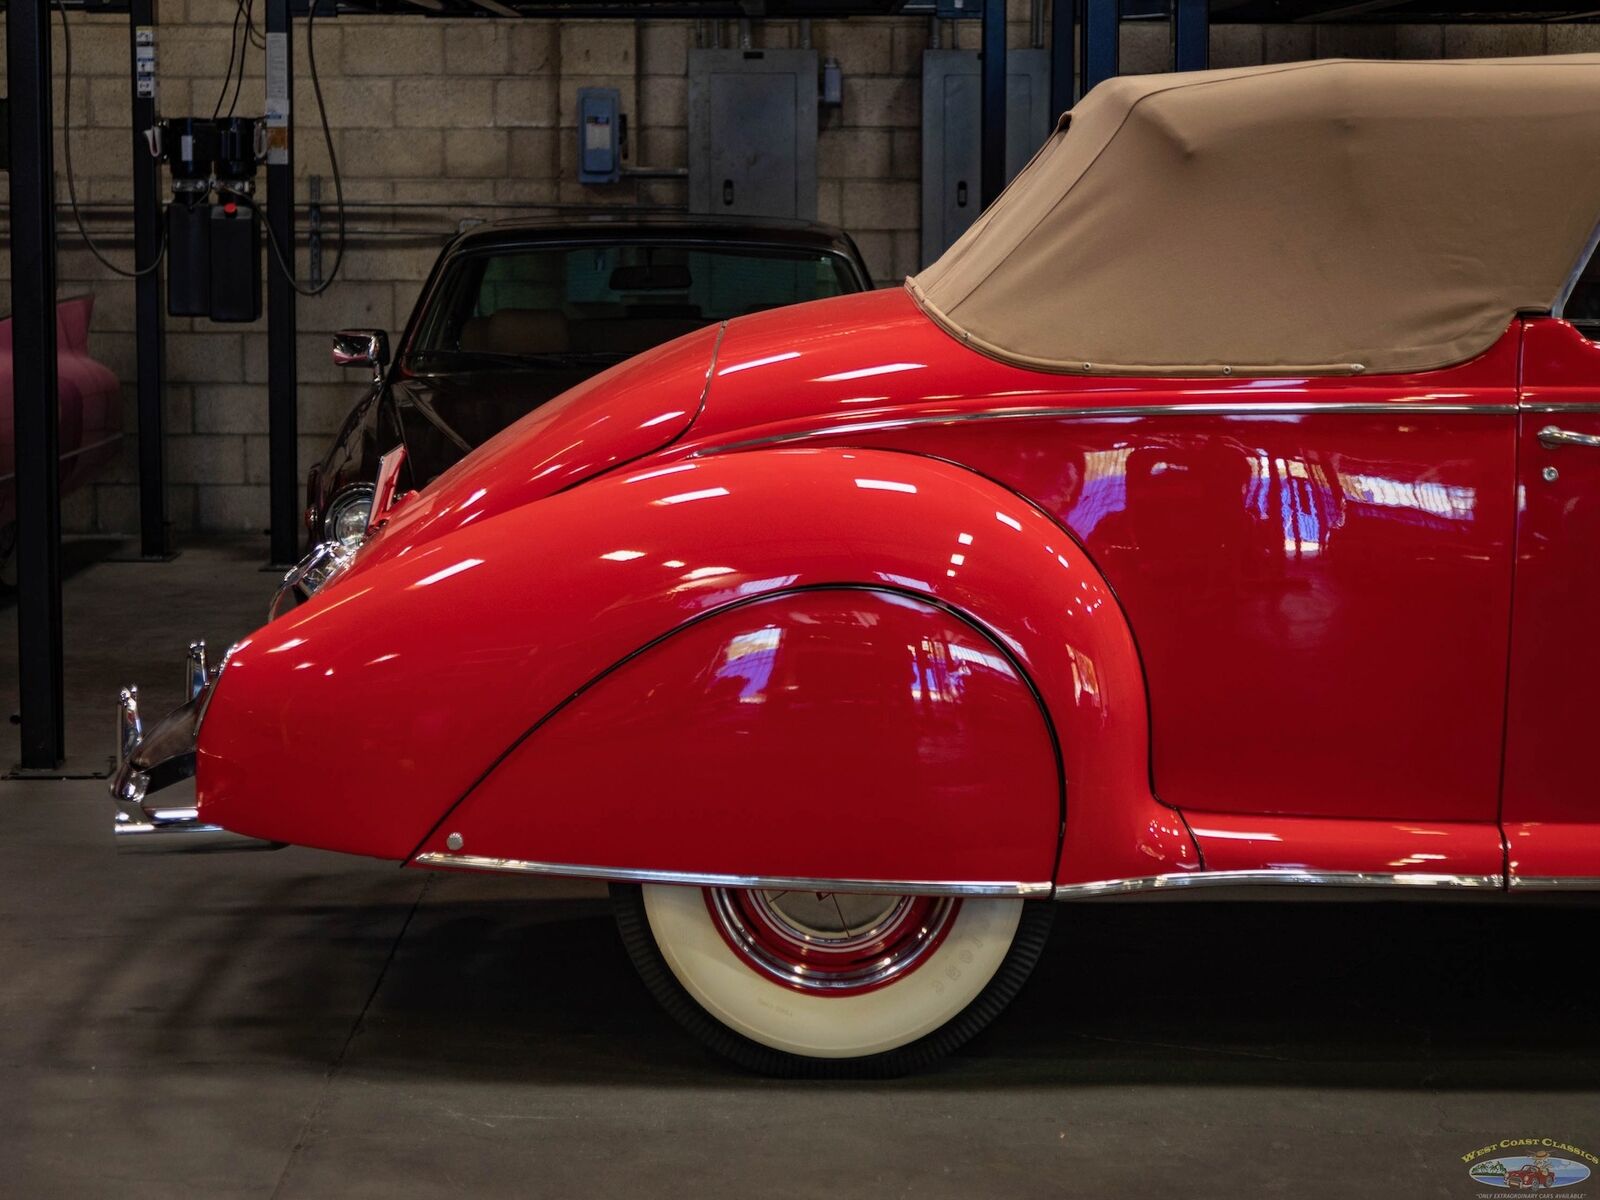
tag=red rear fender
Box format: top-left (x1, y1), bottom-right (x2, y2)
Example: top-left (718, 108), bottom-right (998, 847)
top-left (197, 447), bottom-right (1195, 884)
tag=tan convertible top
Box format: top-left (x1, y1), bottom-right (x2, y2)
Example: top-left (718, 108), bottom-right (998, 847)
top-left (909, 55), bottom-right (1600, 377)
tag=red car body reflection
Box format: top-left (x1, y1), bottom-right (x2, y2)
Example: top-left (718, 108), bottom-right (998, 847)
top-left (196, 286), bottom-right (1599, 893)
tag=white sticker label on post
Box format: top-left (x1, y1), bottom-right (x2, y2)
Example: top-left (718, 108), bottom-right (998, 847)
top-left (264, 31), bottom-right (290, 165)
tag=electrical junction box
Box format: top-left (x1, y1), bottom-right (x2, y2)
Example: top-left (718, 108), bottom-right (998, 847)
top-left (577, 87), bottom-right (622, 184)
top-left (689, 48), bottom-right (818, 221)
top-left (920, 47), bottom-right (1052, 267)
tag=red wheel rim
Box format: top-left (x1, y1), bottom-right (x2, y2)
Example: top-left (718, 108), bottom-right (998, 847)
top-left (705, 888), bottom-right (959, 996)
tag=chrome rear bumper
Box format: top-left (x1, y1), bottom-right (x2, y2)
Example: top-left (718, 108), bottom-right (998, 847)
top-left (111, 642), bottom-right (276, 850)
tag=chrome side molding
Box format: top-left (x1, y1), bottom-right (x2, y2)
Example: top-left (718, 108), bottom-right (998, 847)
top-left (1509, 875), bottom-right (1600, 890)
top-left (412, 853), bottom-right (1055, 898)
top-left (411, 856), bottom-right (1600, 899)
top-left (1053, 869), bottom-right (1505, 899)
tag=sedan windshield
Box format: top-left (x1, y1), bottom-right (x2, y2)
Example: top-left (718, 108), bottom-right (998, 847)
top-left (408, 242), bottom-right (858, 371)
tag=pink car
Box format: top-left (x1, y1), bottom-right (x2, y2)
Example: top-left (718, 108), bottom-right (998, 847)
top-left (0, 294), bottom-right (123, 572)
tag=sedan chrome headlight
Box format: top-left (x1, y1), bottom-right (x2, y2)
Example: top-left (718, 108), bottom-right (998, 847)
top-left (325, 484), bottom-right (376, 550)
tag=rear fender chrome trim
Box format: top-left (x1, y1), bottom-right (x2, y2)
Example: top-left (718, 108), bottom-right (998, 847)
top-left (1054, 869), bottom-right (1505, 899)
top-left (411, 853), bottom-right (1054, 898)
top-left (691, 402), bottom-right (1518, 458)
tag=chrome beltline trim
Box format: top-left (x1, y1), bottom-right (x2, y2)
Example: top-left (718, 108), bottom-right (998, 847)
top-left (1054, 869), bottom-right (1505, 898)
top-left (692, 402), bottom-right (1517, 457)
top-left (1509, 875), bottom-right (1600, 890)
top-left (1524, 403), bottom-right (1600, 413)
top-left (412, 853), bottom-right (1056, 898)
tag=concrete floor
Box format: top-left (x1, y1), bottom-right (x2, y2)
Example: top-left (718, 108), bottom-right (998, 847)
top-left (2, 539), bottom-right (1597, 1199)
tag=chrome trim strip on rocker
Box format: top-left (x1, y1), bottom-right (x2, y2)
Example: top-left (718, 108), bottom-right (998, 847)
top-left (692, 402), bottom-right (1518, 457)
top-left (1509, 876), bottom-right (1600, 890)
top-left (412, 853), bottom-right (1056, 898)
top-left (1054, 869), bottom-right (1505, 898)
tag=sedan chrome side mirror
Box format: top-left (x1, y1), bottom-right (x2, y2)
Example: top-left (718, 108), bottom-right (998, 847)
top-left (332, 329), bottom-right (390, 382)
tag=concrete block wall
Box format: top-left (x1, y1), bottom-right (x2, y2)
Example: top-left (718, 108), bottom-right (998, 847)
top-left (4, 5), bottom-right (1599, 538)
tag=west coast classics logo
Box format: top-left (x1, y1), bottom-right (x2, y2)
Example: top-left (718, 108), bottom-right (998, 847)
top-left (1464, 1139), bottom-right (1596, 1193)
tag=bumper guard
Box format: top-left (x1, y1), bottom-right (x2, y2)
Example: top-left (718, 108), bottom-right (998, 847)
top-left (110, 641), bottom-right (277, 850)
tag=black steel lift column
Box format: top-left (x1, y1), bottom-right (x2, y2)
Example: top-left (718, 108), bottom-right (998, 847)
top-left (266, 0), bottom-right (300, 568)
top-left (7, 0), bottom-right (65, 770)
top-left (131, 0), bottom-right (172, 560)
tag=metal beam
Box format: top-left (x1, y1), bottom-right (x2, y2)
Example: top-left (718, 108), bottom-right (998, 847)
top-left (130, 0), bottom-right (170, 559)
top-left (1173, 0), bottom-right (1208, 70)
top-left (980, 0), bottom-right (1007, 208)
top-left (1078, 0), bottom-right (1117, 98)
top-left (266, 0), bottom-right (300, 567)
top-left (8, 0), bottom-right (65, 768)
top-left (1049, 0), bottom-right (1073, 120)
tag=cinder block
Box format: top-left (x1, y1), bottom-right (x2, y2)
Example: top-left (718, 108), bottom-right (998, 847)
top-left (167, 332), bottom-right (244, 385)
top-left (1549, 24), bottom-right (1600, 52)
top-left (304, 281), bottom-right (396, 338)
top-left (1115, 23), bottom-right (1164, 74)
top-left (638, 126), bottom-right (688, 171)
top-left (341, 24), bottom-right (440, 76)
top-left (1393, 25), bottom-right (1444, 58)
top-left (245, 434), bottom-right (330, 486)
top-left (294, 78), bottom-right (396, 131)
top-left (841, 179), bottom-right (919, 231)
top-left (509, 128), bottom-right (560, 176)
top-left (891, 23), bottom-right (933, 77)
top-left (1264, 25), bottom-right (1316, 64)
top-left (495, 78), bottom-right (560, 129)
top-left (561, 20), bottom-right (634, 74)
top-left (325, 244), bottom-right (446, 285)
top-left (493, 177), bottom-right (562, 205)
top-left (166, 385), bottom-right (196, 437)
top-left (811, 21), bottom-right (893, 76)
top-left (641, 75), bottom-right (687, 128)
top-left (298, 383), bottom-right (365, 438)
top-left (192, 385), bottom-right (267, 436)
top-left (339, 128), bottom-right (444, 179)
top-left (1210, 25), bottom-right (1264, 68)
top-left (444, 21), bottom-right (514, 75)
top-left (891, 230), bottom-right (921, 281)
top-left (842, 76), bottom-right (919, 128)
top-left (890, 129), bottom-right (920, 180)
top-left (1443, 24), bottom-right (1545, 57)
top-left (851, 229), bottom-right (893, 284)
top-left (1314, 25), bottom-right (1398, 58)
top-left (819, 128), bottom-right (893, 179)
top-left (60, 485), bottom-right (98, 534)
top-left (396, 77), bottom-right (496, 129)
top-left (168, 434), bottom-right (247, 485)
top-left (445, 129), bottom-right (511, 178)
top-left (196, 484), bottom-right (268, 533)
top-left (817, 179), bottom-right (843, 227)
top-left (640, 21), bottom-right (690, 75)
top-left (509, 22), bottom-right (558, 74)
top-left (637, 177), bottom-right (688, 208)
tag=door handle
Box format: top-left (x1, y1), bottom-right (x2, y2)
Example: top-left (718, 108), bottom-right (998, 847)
top-left (1538, 425), bottom-right (1600, 450)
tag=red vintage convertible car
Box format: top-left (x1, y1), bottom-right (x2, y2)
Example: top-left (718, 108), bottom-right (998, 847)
top-left (112, 56), bottom-right (1600, 1075)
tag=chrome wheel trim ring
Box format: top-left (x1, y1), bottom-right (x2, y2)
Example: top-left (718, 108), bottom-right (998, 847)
top-left (706, 888), bottom-right (959, 995)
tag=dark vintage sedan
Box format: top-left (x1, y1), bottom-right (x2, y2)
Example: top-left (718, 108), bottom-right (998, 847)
top-left (305, 214), bottom-right (873, 546)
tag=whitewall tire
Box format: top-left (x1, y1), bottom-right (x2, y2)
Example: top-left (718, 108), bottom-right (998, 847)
top-left (612, 882), bottom-right (1054, 1076)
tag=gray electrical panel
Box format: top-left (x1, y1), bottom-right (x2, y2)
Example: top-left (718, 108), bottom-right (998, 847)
top-left (689, 48), bottom-right (818, 221)
top-left (920, 48), bottom-right (1053, 267)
